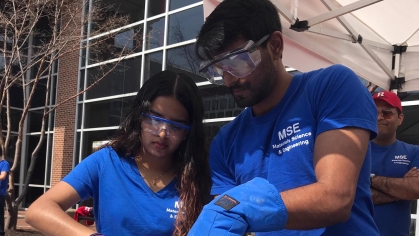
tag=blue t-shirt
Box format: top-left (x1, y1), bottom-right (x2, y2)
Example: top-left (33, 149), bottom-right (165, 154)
top-left (0, 160), bottom-right (10, 196)
top-left (63, 146), bottom-right (180, 235)
top-left (209, 65), bottom-right (379, 235)
top-left (371, 140), bottom-right (419, 236)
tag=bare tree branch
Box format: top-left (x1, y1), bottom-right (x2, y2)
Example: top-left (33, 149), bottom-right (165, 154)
top-left (0, 0), bottom-right (144, 229)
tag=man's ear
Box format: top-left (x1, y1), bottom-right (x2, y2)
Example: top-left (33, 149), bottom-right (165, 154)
top-left (398, 113), bottom-right (404, 125)
top-left (268, 31), bottom-right (284, 60)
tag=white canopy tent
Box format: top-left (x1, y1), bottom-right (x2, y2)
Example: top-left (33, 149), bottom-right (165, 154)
top-left (203, 0), bottom-right (419, 92)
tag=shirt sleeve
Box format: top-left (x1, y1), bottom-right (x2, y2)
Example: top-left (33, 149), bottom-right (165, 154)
top-left (0, 161), bottom-right (10, 173)
top-left (308, 64), bottom-right (378, 139)
top-left (62, 147), bottom-right (108, 200)
top-left (209, 131), bottom-right (237, 195)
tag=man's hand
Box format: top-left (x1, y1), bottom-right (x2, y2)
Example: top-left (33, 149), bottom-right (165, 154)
top-left (371, 167), bottom-right (419, 204)
top-left (371, 171), bottom-right (419, 200)
top-left (371, 188), bottom-right (399, 204)
top-left (404, 167), bottom-right (419, 177)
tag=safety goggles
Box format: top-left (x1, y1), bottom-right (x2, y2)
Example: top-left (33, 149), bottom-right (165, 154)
top-left (141, 113), bottom-right (191, 140)
top-left (377, 110), bottom-right (396, 119)
top-left (199, 34), bottom-right (270, 85)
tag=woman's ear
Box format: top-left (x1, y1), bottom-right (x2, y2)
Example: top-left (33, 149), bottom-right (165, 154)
top-left (268, 31), bottom-right (284, 60)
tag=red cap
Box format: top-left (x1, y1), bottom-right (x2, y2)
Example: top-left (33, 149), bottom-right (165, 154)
top-left (372, 91), bottom-right (402, 112)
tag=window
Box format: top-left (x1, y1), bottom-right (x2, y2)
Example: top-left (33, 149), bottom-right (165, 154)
top-left (27, 135), bottom-right (47, 185)
top-left (204, 121), bottom-right (230, 147)
top-left (167, 6), bottom-right (203, 45)
top-left (144, 51), bottom-right (163, 81)
top-left (146, 17), bottom-right (165, 50)
top-left (83, 96), bottom-right (135, 129)
top-left (91, 0), bottom-right (146, 31)
top-left (28, 109), bottom-right (49, 133)
top-left (166, 43), bottom-right (207, 83)
top-left (200, 86), bottom-right (244, 119)
top-left (89, 25), bottom-right (143, 64)
top-left (86, 57), bottom-right (142, 99)
top-left (169, 0), bottom-right (200, 11)
top-left (148, 0), bottom-right (166, 17)
top-left (78, 129), bottom-right (117, 159)
top-left (1, 109), bottom-right (21, 132)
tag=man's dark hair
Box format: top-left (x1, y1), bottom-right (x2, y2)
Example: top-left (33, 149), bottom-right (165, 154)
top-left (196, 0), bottom-right (282, 61)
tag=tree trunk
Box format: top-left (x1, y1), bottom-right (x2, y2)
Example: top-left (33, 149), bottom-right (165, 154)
top-left (4, 191), bottom-right (18, 231)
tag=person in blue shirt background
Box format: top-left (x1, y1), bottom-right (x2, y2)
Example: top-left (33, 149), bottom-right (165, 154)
top-left (25, 70), bottom-right (212, 236)
top-left (188, 0), bottom-right (379, 235)
top-left (370, 91), bottom-right (419, 236)
top-left (0, 159), bottom-right (10, 236)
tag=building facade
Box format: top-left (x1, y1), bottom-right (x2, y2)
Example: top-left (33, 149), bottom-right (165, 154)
top-left (7, 0), bottom-right (419, 234)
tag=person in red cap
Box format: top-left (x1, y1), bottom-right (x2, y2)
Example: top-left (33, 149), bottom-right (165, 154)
top-left (370, 90), bottom-right (419, 236)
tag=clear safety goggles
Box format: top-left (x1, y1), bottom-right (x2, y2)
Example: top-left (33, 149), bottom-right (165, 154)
top-left (199, 35), bottom-right (270, 85)
top-left (141, 113), bottom-right (191, 140)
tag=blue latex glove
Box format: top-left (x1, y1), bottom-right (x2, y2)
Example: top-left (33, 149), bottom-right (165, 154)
top-left (188, 177), bottom-right (288, 236)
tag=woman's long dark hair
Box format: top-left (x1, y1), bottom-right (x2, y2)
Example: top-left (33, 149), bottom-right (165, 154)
top-left (110, 70), bottom-right (211, 235)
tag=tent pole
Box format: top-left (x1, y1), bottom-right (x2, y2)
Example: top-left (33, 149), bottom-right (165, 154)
top-left (392, 55), bottom-right (400, 93)
top-left (286, 0), bottom-right (394, 79)
top-left (393, 54), bottom-right (401, 78)
top-left (307, 0), bottom-right (382, 27)
top-left (391, 52), bottom-right (400, 93)
top-left (390, 45), bottom-right (407, 92)
top-left (407, 46), bottom-right (419, 53)
top-left (306, 27), bottom-right (393, 51)
top-left (321, 0), bottom-right (394, 80)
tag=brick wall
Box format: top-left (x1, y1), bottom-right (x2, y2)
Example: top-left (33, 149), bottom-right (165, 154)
top-left (51, 1), bottom-right (83, 186)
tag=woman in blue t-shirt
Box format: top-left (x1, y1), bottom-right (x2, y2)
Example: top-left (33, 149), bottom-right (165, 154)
top-left (25, 70), bottom-right (212, 236)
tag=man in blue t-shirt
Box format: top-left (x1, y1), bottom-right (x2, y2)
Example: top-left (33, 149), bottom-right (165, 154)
top-left (188, 0), bottom-right (379, 235)
top-left (0, 159), bottom-right (10, 236)
top-left (370, 91), bottom-right (419, 236)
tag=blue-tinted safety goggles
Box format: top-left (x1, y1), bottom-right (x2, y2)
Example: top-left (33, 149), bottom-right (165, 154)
top-left (141, 113), bottom-right (190, 140)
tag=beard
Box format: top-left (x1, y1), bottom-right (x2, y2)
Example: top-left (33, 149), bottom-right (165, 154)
top-left (228, 57), bottom-right (277, 108)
